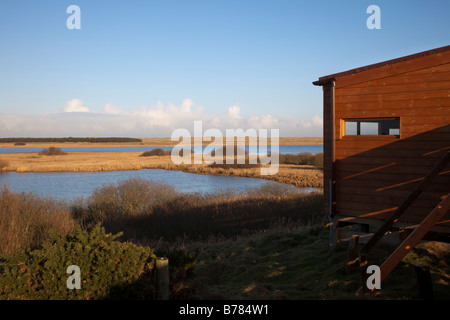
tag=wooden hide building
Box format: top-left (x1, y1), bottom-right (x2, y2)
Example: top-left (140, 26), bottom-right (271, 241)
top-left (313, 45), bottom-right (450, 261)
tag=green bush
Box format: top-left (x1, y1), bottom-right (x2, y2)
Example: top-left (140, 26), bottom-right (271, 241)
top-left (0, 224), bottom-right (157, 300)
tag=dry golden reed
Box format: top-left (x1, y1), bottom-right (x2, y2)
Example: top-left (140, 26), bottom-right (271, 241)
top-left (0, 185), bottom-right (76, 255)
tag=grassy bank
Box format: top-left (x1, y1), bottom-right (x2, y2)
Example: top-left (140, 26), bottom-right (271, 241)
top-left (172, 228), bottom-right (450, 300)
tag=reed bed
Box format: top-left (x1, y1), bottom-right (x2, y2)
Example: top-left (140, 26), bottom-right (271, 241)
top-left (0, 160), bottom-right (8, 171)
top-left (0, 185), bottom-right (76, 255)
top-left (172, 163), bottom-right (323, 188)
top-left (0, 177), bottom-right (324, 256)
top-left (69, 177), bottom-right (325, 243)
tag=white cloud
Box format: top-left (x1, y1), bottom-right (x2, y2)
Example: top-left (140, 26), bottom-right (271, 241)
top-left (180, 98), bottom-right (194, 113)
top-left (0, 99), bottom-right (323, 138)
top-left (312, 115), bottom-right (323, 127)
top-left (103, 102), bottom-right (123, 115)
top-left (227, 105), bottom-right (242, 120)
top-left (64, 99), bottom-right (90, 112)
top-left (248, 114), bottom-right (279, 129)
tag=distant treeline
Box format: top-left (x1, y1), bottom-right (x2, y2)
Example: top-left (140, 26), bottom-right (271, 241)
top-left (0, 137), bottom-right (142, 143)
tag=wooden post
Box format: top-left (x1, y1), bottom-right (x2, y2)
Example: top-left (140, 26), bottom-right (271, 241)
top-left (357, 253), bottom-right (369, 296)
top-left (156, 257), bottom-right (169, 300)
top-left (346, 235), bottom-right (360, 274)
top-left (415, 264), bottom-right (434, 300)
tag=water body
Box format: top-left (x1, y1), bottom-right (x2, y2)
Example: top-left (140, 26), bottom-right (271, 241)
top-left (0, 169), bottom-right (313, 201)
top-left (0, 145), bottom-right (323, 154)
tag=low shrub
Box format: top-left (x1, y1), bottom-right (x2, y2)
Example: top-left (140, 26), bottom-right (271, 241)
top-left (14, 142), bottom-right (26, 146)
top-left (81, 178), bottom-right (180, 226)
top-left (312, 152), bottom-right (323, 169)
top-left (278, 152), bottom-right (323, 169)
top-left (39, 147), bottom-right (67, 156)
top-left (140, 148), bottom-right (171, 157)
top-left (0, 224), bottom-right (157, 300)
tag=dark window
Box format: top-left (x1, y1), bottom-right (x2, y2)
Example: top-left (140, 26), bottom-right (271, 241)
top-left (344, 118), bottom-right (400, 136)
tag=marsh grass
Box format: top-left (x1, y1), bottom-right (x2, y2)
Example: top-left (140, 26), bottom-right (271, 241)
top-left (0, 160), bottom-right (8, 171)
top-left (174, 164), bottom-right (323, 188)
top-left (69, 178), bottom-right (325, 243)
top-left (0, 185), bottom-right (75, 255)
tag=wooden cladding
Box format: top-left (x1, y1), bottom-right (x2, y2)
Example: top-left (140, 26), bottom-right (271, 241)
top-left (317, 46), bottom-right (450, 231)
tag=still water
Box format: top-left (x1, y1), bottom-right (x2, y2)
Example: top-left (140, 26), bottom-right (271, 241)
top-left (0, 145), bottom-right (321, 200)
top-left (0, 145), bottom-right (323, 154)
top-left (0, 169), bottom-right (311, 201)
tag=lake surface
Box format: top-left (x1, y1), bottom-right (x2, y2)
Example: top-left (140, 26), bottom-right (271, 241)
top-left (0, 144), bottom-right (323, 154)
top-left (0, 169), bottom-right (313, 201)
top-left (0, 144), bottom-right (321, 200)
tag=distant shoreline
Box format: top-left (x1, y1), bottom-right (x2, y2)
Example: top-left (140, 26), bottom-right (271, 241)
top-left (0, 137), bottom-right (323, 149)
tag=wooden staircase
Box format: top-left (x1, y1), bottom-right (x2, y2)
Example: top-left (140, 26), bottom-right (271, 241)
top-left (355, 151), bottom-right (450, 294)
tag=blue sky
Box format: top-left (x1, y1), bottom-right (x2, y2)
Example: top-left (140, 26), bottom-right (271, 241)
top-left (0, 0), bottom-right (449, 137)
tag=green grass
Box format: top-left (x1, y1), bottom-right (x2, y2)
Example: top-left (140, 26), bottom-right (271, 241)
top-left (165, 228), bottom-right (450, 300)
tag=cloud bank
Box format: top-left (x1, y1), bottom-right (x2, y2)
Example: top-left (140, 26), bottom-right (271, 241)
top-left (0, 98), bottom-right (323, 138)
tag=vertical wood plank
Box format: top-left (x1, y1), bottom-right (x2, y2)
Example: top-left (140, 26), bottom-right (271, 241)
top-left (346, 235), bottom-right (360, 274)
